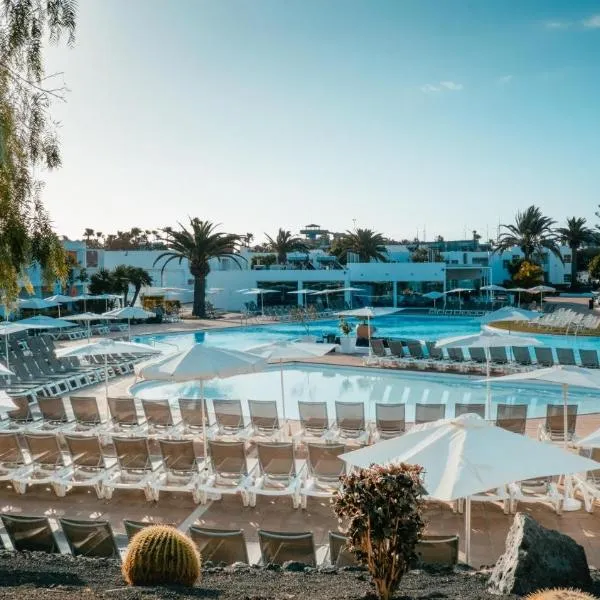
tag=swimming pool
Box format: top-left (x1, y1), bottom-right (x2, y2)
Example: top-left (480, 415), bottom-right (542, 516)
top-left (135, 314), bottom-right (600, 353)
top-left (130, 363), bottom-right (600, 420)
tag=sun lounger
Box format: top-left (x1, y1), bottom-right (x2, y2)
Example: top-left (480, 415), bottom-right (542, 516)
top-left (0, 396), bottom-right (36, 432)
top-left (211, 399), bottom-right (251, 440)
top-left (387, 340), bottom-right (405, 362)
top-left (54, 434), bottom-right (114, 499)
top-left (508, 476), bottom-right (563, 514)
top-left (538, 404), bottom-right (578, 444)
top-left (0, 432), bottom-right (30, 487)
top-left (579, 349), bottom-right (600, 369)
top-left (1, 514), bottom-right (59, 553)
top-left (59, 518), bottom-right (119, 558)
top-left (247, 442), bottom-right (304, 508)
top-left (197, 440), bottom-right (255, 506)
top-left (454, 403), bottom-right (485, 418)
top-left (556, 348), bottom-right (576, 366)
top-left (300, 442), bottom-right (345, 509)
top-left (258, 530), bottom-right (316, 567)
top-left (188, 526), bottom-right (249, 565)
top-left (123, 519), bottom-right (175, 541)
top-left (495, 403), bottom-right (527, 435)
top-left (103, 437), bottom-right (157, 501)
top-left (468, 347), bottom-right (488, 364)
top-left (573, 448), bottom-right (600, 513)
top-left (107, 396), bottom-right (147, 436)
top-left (415, 535), bottom-right (459, 566)
top-left (328, 532), bottom-right (358, 567)
top-left (512, 346), bottom-right (533, 367)
top-left (414, 403), bottom-right (445, 424)
top-left (294, 401), bottom-right (333, 444)
top-left (178, 398), bottom-right (207, 438)
top-left (141, 398), bottom-right (181, 438)
top-left (366, 339), bottom-right (391, 366)
top-left (12, 433), bottom-right (69, 494)
top-left (32, 396), bottom-right (76, 433)
top-left (150, 438), bottom-right (203, 503)
top-left (373, 402), bottom-right (405, 440)
top-left (248, 399), bottom-right (283, 440)
top-left (69, 396), bottom-right (107, 434)
top-left (489, 346), bottom-right (509, 365)
top-left (333, 401), bottom-right (370, 444)
top-left (534, 347), bottom-right (554, 367)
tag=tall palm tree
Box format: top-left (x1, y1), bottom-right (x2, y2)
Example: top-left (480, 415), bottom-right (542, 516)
top-left (126, 267), bottom-right (153, 306)
top-left (494, 205), bottom-right (562, 263)
top-left (340, 228), bottom-right (388, 263)
top-left (154, 219), bottom-right (243, 317)
top-left (556, 217), bottom-right (595, 286)
top-left (264, 229), bottom-right (308, 264)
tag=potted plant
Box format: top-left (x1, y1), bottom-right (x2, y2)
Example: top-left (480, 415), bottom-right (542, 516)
top-left (338, 318), bottom-right (355, 354)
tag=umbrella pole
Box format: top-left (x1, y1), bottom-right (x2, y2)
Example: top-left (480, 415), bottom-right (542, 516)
top-left (104, 352), bottom-right (109, 400)
top-left (280, 358), bottom-right (287, 439)
top-left (485, 348), bottom-right (491, 420)
top-left (128, 318), bottom-right (131, 342)
top-left (368, 314), bottom-right (371, 357)
top-left (561, 383), bottom-right (581, 511)
top-left (201, 380), bottom-right (208, 466)
top-left (58, 304), bottom-right (61, 318)
top-left (5, 335), bottom-right (10, 385)
top-left (465, 496), bottom-right (472, 566)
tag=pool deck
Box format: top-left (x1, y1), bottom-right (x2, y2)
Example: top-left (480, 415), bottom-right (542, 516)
top-left (14, 317), bottom-right (595, 569)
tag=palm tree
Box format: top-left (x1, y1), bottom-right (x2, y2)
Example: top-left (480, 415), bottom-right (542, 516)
top-left (83, 228), bottom-right (95, 243)
top-left (154, 219), bottom-right (244, 317)
top-left (264, 229), bottom-right (308, 264)
top-left (112, 264), bottom-right (133, 305)
top-left (340, 228), bottom-right (388, 263)
top-left (126, 267), bottom-right (153, 306)
top-left (494, 205), bottom-right (562, 263)
top-left (556, 217), bottom-right (595, 287)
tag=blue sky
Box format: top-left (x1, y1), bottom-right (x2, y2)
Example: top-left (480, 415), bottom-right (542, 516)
top-left (43, 0), bottom-right (600, 243)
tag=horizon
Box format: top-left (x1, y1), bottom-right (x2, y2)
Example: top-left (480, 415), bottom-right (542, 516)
top-left (41, 0), bottom-right (600, 241)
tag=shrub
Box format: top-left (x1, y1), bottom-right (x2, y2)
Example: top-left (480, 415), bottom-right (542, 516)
top-left (339, 318), bottom-right (354, 336)
top-left (122, 525), bottom-right (201, 587)
top-left (333, 463), bottom-right (426, 600)
top-left (525, 589), bottom-right (597, 600)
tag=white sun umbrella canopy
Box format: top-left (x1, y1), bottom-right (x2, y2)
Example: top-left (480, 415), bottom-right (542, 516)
top-left (422, 290), bottom-right (445, 308)
top-left (18, 297), bottom-right (59, 311)
top-left (340, 413), bottom-right (599, 565)
top-left (63, 312), bottom-right (116, 340)
top-left (0, 390), bottom-right (17, 414)
top-left (242, 288), bottom-right (279, 315)
top-left (335, 307), bottom-right (400, 355)
top-left (480, 365), bottom-right (600, 510)
top-left (437, 330), bottom-right (542, 418)
top-left (577, 428), bottom-right (600, 448)
top-left (44, 294), bottom-right (75, 317)
top-left (103, 306), bottom-right (155, 341)
top-left (528, 285), bottom-right (556, 306)
top-left (245, 341), bottom-right (337, 426)
top-left (479, 307), bottom-right (539, 325)
top-left (138, 344), bottom-right (267, 458)
top-left (0, 362), bottom-right (13, 376)
top-left (480, 285), bottom-right (506, 292)
top-left (57, 338), bottom-right (160, 400)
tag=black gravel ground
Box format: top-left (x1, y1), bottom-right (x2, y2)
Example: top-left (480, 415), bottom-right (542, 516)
top-left (0, 551), bottom-right (598, 600)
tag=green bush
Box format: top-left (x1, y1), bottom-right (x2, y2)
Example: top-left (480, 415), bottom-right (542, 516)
top-left (333, 463), bottom-right (426, 600)
top-left (122, 525), bottom-right (201, 587)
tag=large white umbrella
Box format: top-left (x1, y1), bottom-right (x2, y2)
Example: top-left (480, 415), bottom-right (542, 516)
top-left (137, 345), bottom-right (266, 458)
top-left (340, 413), bottom-right (599, 564)
top-left (18, 297), bottom-right (58, 312)
top-left (0, 322), bottom-right (29, 377)
top-left (103, 306), bottom-right (155, 341)
top-left (287, 289), bottom-right (315, 307)
top-left (242, 288), bottom-right (279, 316)
top-left (422, 290), bottom-right (445, 308)
top-left (528, 285), bottom-right (556, 307)
top-left (445, 288), bottom-right (474, 307)
top-left (0, 362), bottom-right (13, 376)
top-left (333, 287), bottom-right (366, 308)
top-left (481, 365), bottom-right (600, 510)
top-left (480, 285), bottom-right (506, 292)
top-left (63, 312), bottom-right (117, 340)
top-left (335, 307), bottom-right (400, 356)
top-left (507, 287), bottom-right (530, 307)
top-left (57, 338), bottom-right (160, 400)
top-left (0, 390), bottom-right (17, 414)
top-left (245, 341), bottom-right (336, 429)
top-left (16, 315), bottom-right (78, 329)
top-left (479, 307), bottom-right (539, 325)
top-left (577, 428), bottom-right (600, 448)
top-left (437, 330), bottom-right (541, 418)
top-left (44, 294), bottom-right (75, 317)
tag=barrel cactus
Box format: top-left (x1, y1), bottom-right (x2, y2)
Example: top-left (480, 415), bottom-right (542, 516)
top-left (122, 525), bottom-right (201, 587)
top-left (525, 589), bottom-right (597, 600)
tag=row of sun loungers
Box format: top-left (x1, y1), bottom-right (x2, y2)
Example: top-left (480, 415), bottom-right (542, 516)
top-left (0, 334), bottom-right (154, 399)
top-left (367, 339), bottom-right (600, 372)
top-left (529, 308), bottom-right (600, 332)
top-left (0, 513), bottom-right (460, 567)
top-left (428, 309), bottom-right (487, 316)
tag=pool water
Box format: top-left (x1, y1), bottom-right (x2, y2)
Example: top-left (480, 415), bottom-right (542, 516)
top-left (136, 314), bottom-right (600, 353)
top-left (130, 363), bottom-right (600, 421)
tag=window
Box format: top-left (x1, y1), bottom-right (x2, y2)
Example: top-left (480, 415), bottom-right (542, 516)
top-left (472, 257), bottom-right (488, 266)
top-left (86, 250), bottom-right (98, 268)
top-left (563, 255), bottom-right (572, 263)
top-left (564, 274), bottom-right (572, 283)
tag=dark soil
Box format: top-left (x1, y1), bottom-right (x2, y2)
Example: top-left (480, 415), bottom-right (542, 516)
top-left (1, 551), bottom-right (598, 600)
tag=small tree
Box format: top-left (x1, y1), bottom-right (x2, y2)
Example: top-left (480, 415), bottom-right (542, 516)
top-left (588, 254), bottom-right (600, 282)
top-left (513, 260), bottom-right (544, 288)
top-left (333, 463), bottom-right (426, 600)
top-left (411, 248), bottom-right (429, 263)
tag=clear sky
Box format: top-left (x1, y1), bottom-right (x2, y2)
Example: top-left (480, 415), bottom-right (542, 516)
top-left (43, 0), bottom-right (600, 244)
